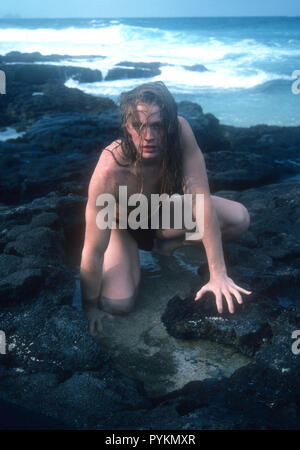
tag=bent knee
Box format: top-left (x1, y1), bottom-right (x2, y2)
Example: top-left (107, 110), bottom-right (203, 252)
top-left (236, 204), bottom-right (250, 233)
top-left (100, 290), bottom-right (138, 315)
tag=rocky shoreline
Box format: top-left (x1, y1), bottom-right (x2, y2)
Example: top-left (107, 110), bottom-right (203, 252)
top-left (0, 54), bottom-right (300, 429)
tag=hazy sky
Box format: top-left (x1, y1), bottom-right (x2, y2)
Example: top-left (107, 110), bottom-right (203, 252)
top-left (0, 0), bottom-right (299, 18)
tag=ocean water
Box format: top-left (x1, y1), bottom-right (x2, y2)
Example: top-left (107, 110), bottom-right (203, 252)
top-left (0, 17), bottom-right (300, 127)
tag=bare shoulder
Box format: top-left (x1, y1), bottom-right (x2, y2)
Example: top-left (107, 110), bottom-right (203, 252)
top-left (178, 115), bottom-right (188, 127)
top-left (88, 140), bottom-right (123, 199)
top-left (98, 140), bottom-right (124, 170)
top-left (177, 115), bottom-right (202, 156)
top-left (178, 117), bottom-right (209, 192)
top-left (178, 115), bottom-right (192, 130)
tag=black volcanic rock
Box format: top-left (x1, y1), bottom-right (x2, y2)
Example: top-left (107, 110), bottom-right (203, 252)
top-left (0, 51), bottom-right (105, 63)
top-left (0, 190), bottom-right (151, 428)
top-left (4, 227), bottom-right (65, 262)
top-left (0, 195), bottom-right (82, 306)
top-left (0, 268), bottom-right (44, 306)
top-left (1, 63), bottom-right (103, 84)
top-left (221, 123), bottom-right (300, 159)
top-left (0, 79), bottom-right (116, 128)
top-left (116, 61), bottom-right (161, 70)
top-left (158, 179), bottom-right (300, 429)
top-left (161, 293), bottom-right (275, 357)
top-left (19, 109), bottom-right (120, 150)
top-left (0, 192), bottom-right (87, 266)
top-left (205, 151), bottom-right (299, 191)
top-left (207, 181), bottom-right (300, 301)
top-left (105, 65), bottom-right (161, 81)
top-left (184, 64), bottom-right (208, 72)
top-left (0, 110), bottom-right (121, 205)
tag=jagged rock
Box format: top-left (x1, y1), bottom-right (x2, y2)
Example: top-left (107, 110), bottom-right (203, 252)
top-left (0, 193), bottom-right (86, 266)
top-left (0, 51), bottom-right (105, 64)
top-left (221, 123), bottom-right (300, 159)
top-left (0, 268), bottom-right (44, 305)
top-left (205, 151), bottom-right (299, 191)
top-left (184, 64), bottom-right (208, 72)
top-left (0, 366), bottom-right (150, 429)
top-left (105, 65), bottom-right (161, 81)
top-left (4, 227), bottom-right (65, 261)
top-left (0, 110), bottom-right (120, 204)
top-left (1, 63), bottom-right (103, 84)
top-left (0, 77), bottom-right (116, 128)
top-left (161, 293), bottom-right (275, 357)
top-left (178, 101), bottom-right (231, 151)
top-left (116, 61), bottom-right (161, 70)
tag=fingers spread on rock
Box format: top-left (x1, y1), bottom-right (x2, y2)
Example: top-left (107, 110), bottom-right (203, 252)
top-left (195, 287), bottom-right (207, 301)
top-left (231, 288), bottom-right (243, 305)
top-left (216, 292), bottom-right (223, 314)
top-left (223, 290), bottom-right (234, 314)
top-left (236, 285), bottom-right (252, 295)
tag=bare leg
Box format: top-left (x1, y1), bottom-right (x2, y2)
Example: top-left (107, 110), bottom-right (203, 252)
top-left (210, 195), bottom-right (250, 242)
top-left (85, 229), bottom-right (141, 336)
top-left (100, 285), bottom-right (140, 315)
top-left (100, 228), bottom-right (141, 312)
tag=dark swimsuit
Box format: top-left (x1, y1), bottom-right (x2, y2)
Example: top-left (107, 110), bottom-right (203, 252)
top-left (127, 224), bottom-right (157, 251)
top-left (117, 202), bottom-right (162, 252)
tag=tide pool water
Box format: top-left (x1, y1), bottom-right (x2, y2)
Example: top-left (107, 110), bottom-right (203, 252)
top-left (1, 17), bottom-right (300, 126)
top-left (73, 246), bottom-right (251, 397)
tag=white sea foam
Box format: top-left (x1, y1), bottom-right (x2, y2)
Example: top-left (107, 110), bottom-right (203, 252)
top-left (1, 24), bottom-right (299, 65)
top-left (1, 18), bottom-right (299, 126)
top-left (2, 23), bottom-right (298, 97)
top-left (0, 127), bottom-right (26, 142)
top-left (65, 64), bottom-right (291, 99)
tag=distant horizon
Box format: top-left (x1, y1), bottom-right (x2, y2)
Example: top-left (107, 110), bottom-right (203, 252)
top-left (1, 0), bottom-right (298, 20)
top-left (1, 15), bottom-right (300, 19)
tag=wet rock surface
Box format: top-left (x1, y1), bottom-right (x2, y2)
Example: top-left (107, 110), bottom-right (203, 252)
top-left (0, 109), bottom-right (120, 204)
top-left (105, 66), bottom-right (161, 81)
top-left (2, 63), bottom-right (103, 85)
top-left (0, 51), bottom-right (106, 64)
top-left (177, 101), bottom-right (230, 152)
top-left (160, 180), bottom-right (300, 429)
top-left (162, 294), bottom-right (275, 357)
top-left (204, 151), bottom-right (299, 191)
top-left (0, 52), bottom-right (300, 429)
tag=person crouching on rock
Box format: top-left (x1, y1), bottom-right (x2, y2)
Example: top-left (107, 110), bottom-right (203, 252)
top-left (80, 81), bottom-right (252, 336)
